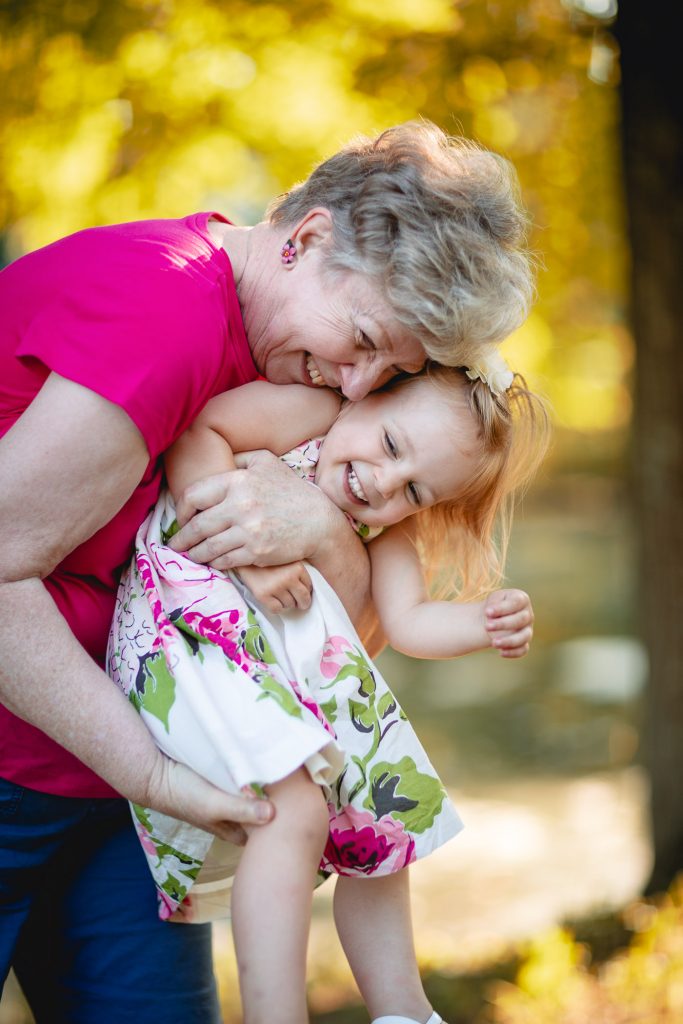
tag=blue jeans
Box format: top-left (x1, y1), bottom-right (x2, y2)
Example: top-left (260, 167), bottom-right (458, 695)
top-left (0, 777), bottom-right (221, 1023)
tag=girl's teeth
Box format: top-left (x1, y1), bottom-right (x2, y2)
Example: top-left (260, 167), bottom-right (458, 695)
top-left (348, 466), bottom-right (367, 502)
top-left (306, 356), bottom-right (325, 386)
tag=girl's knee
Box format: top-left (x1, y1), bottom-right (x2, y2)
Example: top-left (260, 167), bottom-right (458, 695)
top-left (267, 769), bottom-right (328, 849)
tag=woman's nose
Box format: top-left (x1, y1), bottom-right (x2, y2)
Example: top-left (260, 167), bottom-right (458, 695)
top-left (339, 360), bottom-right (395, 401)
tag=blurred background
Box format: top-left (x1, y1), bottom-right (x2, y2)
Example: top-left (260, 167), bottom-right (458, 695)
top-left (1, 0), bottom-right (681, 1020)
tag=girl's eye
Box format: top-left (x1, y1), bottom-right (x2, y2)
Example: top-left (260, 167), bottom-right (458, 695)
top-left (408, 482), bottom-right (421, 505)
top-left (384, 431), bottom-right (398, 458)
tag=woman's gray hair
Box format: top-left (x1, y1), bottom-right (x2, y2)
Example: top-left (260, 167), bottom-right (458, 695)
top-left (267, 121), bottom-right (535, 365)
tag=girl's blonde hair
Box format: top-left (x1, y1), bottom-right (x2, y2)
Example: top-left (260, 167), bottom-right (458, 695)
top-left (386, 364), bottom-right (550, 600)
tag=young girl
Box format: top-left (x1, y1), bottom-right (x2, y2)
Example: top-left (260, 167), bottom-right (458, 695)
top-left (108, 357), bottom-right (548, 1024)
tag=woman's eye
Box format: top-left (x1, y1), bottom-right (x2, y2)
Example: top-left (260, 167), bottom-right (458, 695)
top-left (384, 431), bottom-right (398, 457)
top-left (357, 330), bottom-right (376, 351)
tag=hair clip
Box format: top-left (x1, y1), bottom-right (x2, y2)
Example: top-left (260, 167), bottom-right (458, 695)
top-left (465, 351), bottom-right (514, 395)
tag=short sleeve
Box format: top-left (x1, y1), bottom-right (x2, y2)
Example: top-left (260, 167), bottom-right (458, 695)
top-left (14, 219), bottom-right (256, 459)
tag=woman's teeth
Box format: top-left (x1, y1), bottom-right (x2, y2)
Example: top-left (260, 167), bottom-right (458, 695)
top-left (306, 355), bottom-right (325, 386)
top-left (347, 465), bottom-right (367, 502)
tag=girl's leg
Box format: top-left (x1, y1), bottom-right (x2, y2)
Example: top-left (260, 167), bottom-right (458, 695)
top-left (231, 767), bottom-right (328, 1024)
top-left (334, 870), bottom-right (433, 1023)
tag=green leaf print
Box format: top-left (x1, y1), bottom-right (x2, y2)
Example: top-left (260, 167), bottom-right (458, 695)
top-left (136, 650), bottom-right (176, 731)
top-left (161, 518), bottom-right (180, 545)
top-left (152, 843), bottom-right (202, 869)
top-left (128, 686), bottom-right (143, 715)
top-left (330, 663), bottom-right (366, 685)
top-left (364, 756), bottom-right (447, 834)
top-left (319, 694), bottom-right (338, 724)
top-left (169, 610), bottom-right (212, 663)
top-left (377, 691), bottom-right (397, 719)
top-left (356, 663), bottom-right (376, 699)
top-left (132, 802), bottom-right (153, 832)
top-left (244, 610), bottom-right (277, 663)
top-left (329, 646), bottom-right (376, 697)
top-left (161, 871), bottom-right (191, 903)
top-left (256, 674), bottom-right (303, 719)
top-left (349, 698), bottom-right (378, 734)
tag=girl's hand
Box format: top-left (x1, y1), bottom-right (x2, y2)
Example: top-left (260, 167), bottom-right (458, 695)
top-left (236, 562), bottom-right (313, 613)
top-left (484, 588), bottom-right (534, 658)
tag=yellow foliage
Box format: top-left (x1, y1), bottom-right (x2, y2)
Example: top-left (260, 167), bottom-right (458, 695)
top-left (118, 30), bottom-right (172, 79)
top-left (488, 879), bottom-right (683, 1024)
top-left (0, 0), bottom-right (629, 439)
top-left (343, 0), bottom-right (462, 33)
top-left (462, 57), bottom-right (508, 105)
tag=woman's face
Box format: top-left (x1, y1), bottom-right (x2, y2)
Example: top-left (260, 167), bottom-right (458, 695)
top-left (314, 381), bottom-right (480, 527)
top-left (246, 249), bottom-right (426, 401)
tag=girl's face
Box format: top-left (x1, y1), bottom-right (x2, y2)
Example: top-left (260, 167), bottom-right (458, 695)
top-left (314, 381), bottom-right (480, 527)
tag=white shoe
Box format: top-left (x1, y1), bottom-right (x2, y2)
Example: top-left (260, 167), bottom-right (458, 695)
top-left (371, 1014), bottom-right (443, 1024)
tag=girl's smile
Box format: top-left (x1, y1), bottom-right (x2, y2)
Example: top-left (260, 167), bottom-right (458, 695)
top-left (314, 380), bottom-right (481, 527)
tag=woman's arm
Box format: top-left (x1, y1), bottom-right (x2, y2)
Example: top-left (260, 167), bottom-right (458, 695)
top-left (368, 521), bottom-right (534, 659)
top-left (0, 373), bottom-right (272, 839)
top-left (166, 381), bottom-right (344, 612)
top-left (167, 382), bottom-right (378, 631)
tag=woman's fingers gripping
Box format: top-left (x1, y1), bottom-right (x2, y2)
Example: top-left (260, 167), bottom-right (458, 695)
top-left (158, 760), bottom-right (274, 844)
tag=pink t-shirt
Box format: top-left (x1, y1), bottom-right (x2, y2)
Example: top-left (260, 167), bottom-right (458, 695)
top-left (0, 212), bottom-right (258, 797)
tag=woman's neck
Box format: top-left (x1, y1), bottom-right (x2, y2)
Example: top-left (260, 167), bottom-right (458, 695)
top-left (207, 220), bottom-right (258, 288)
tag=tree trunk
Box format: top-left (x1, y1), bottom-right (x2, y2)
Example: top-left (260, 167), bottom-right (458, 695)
top-left (616, 4), bottom-right (683, 892)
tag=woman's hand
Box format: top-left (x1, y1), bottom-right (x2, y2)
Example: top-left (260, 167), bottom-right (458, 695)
top-left (170, 449), bottom-right (375, 631)
top-left (236, 562), bottom-right (313, 613)
top-left (169, 449), bottom-right (341, 570)
top-left (484, 588), bottom-right (534, 658)
top-left (147, 757), bottom-right (273, 845)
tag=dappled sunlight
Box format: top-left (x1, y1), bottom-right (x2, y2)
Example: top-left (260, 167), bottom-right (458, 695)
top-left (0, 1), bottom-right (652, 1021)
top-left (0, 0), bottom-right (629, 440)
top-left (207, 770), bottom-right (649, 1020)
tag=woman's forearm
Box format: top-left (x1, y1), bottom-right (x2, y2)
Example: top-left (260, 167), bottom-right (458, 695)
top-left (0, 577), bottom-right (168, 804)
top-left (0, 577), bottom-right (273, 836)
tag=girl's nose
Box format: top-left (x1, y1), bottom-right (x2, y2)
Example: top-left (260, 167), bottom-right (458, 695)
top-left (374, 464), bottom-right (402, 500)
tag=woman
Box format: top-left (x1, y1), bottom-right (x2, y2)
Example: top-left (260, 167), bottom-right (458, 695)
top-left (0, 121), bottom-right (532, 1022)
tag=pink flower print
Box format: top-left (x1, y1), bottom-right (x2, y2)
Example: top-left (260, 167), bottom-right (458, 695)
top-left (135, 822), bottom-right (160, 860)
top-left (320, 635), bottom-right (354, 679)
top-left (289, 677), bottom-right (335, 737)
top-left (157, 891), bottom-right (177, 921)
top-left (175, 607), bottom-right (242, 661)
top-left (322, 804), bottom-right (415, 876)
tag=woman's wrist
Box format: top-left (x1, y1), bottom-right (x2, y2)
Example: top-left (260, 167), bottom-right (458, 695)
top-left (307, 492), bottom-right (353, 561)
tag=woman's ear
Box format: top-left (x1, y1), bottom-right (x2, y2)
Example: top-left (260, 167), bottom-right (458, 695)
top-left (289, 208), bottom-right (334, 256)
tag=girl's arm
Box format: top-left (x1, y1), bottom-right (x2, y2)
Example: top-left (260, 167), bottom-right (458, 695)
top-left (165, 381), bottom-right (380, 632)
top-left (165, 380), bottom-right (342, 503)
top-left (166, 381), bottom-right (343, 612)
top-left (368, 521), bottom-right (534, 660)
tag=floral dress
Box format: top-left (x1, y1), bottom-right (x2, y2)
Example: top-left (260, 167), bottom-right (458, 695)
top-left (107, 438), bottom-right (463, 922)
